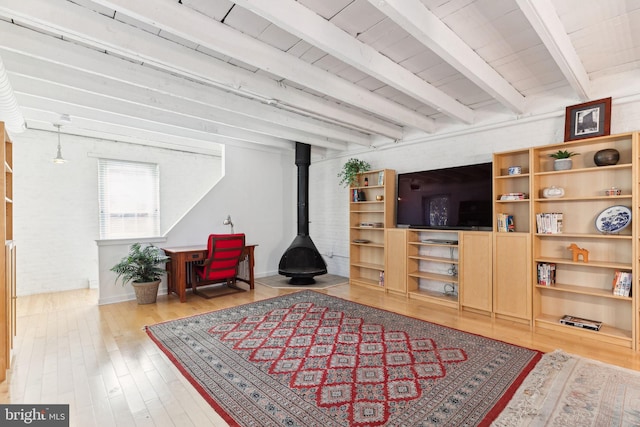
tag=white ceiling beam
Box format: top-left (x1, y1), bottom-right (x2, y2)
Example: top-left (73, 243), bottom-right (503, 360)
top-left (0, 0), bottom-right (403, 140)
top-left (22, 108), bottom-right (225, 156)
top-left (88, 0), bottom-right (435, 132)
top-left (515, 0), bottom-right (591, 100)
top-left (18, 95), bottom-right (293, 152)
top-left (235, 0), bottom-right (473, 124)
top-left (369, 0), bottom-right (525, 114)
top-left (11, 77), bottom-right (306, 150)
top-left (8, 65), bottom-right (348, 151)
top-left (0, 46), bottom-right (363, 149)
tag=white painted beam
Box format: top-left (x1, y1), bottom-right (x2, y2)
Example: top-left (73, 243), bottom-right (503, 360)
top-left (87, 0), bottom-right (435, 132)
top-left (11, 78), bottom-right (307, 150)
top-left (0, 47), bottom-right (361, 149)
top-left (234, 0), bottom-right (473, 124)
top-left (369, 0), bottom-right (525, 114)
top-left (22, 108), bottom-right (226, 156)
top-left (516, 0), bottom-right (591, 100)
top-left (0, 0), bottom-right (404, 140)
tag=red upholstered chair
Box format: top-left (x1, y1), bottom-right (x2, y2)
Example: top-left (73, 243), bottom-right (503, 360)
top-left (191, 233), bottom-right (246, 298)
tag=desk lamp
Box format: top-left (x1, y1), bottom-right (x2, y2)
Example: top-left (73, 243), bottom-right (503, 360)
top-left (223, 215), bottom-right (234, 234)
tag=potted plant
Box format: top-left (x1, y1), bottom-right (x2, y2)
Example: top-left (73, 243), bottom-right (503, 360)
top-left (338, 158), bottom-right (371, 188)
top-left (549, 150), bottom-right (579, 171)
top-left (111, 243), bottom-right (170, 304)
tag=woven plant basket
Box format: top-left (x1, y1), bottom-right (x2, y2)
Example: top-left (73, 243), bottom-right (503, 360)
top-left (132, 280), bottom-right (160, 304)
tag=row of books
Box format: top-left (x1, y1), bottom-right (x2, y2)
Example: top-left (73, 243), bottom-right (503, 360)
top-left (537, 263), bottom-right (556, 286)
top-left (536, 212), bottom-right (563, 234)
top-left (496, 213), bottom-right (515, 232)
top-left (612, 270), bottom-right (632, 297)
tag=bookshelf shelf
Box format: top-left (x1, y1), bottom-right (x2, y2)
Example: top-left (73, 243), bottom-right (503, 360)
top-left (535, 283), bottom-right (632, 300)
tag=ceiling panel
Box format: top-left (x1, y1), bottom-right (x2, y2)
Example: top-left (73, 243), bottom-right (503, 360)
top-left (0, 0), bottom-right (637, 152)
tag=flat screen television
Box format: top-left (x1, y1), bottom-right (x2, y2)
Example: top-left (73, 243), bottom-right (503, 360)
top-left (396, 162), bottom-right (493, 230)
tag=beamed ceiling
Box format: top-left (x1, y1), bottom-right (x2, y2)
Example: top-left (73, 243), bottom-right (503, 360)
top-left (0, 0), bottom-right (639, 155)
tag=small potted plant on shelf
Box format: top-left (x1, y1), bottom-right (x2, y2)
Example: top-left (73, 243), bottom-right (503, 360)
top-left (549, 150), bottom-right (579, 171)
top-left (338, 158), bottom-right (371, 187)
top-left (111, 243), bottom-right (170, 304)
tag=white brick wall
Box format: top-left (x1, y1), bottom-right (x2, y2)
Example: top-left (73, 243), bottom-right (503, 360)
top-left (310, 98), bottom-right (640, 277)
top-left (14, 129), bottom-right (222, 296)
top-left (13, 98), bottom-right (640, 298)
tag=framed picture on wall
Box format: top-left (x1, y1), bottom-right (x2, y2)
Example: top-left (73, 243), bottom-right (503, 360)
top-left (564, 97), bottom-right (611, 141)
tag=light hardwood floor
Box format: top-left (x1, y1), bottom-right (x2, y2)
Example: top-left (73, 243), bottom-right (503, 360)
top-left (1, 283), bottom-right (639, 426)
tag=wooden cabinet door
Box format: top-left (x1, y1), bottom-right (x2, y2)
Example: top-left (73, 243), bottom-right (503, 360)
top-left (384, 228), bottom-right (407, 295)
top-left (460, 232), bottom-right (492, 314)
top-left (493, 233), bottom-right (531, 323)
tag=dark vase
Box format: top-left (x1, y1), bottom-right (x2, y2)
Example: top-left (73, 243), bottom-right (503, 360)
top-left (594, 148), bottom-right (620, 166)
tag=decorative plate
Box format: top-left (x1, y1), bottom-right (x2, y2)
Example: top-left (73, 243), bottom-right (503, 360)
top-left (353, 239), bottom-right (370, 244)
top-left (595, 205), bottom-right (631, 233)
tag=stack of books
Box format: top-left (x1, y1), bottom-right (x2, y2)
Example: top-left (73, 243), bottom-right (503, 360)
top-left (612, 271), bottom-right (632, 297)
top-left (537, 263), bottom-right (556, 286)
top-left (496, 213), bottom-right (515, 232)
top-left (536, 212), bottom-right (563, 234)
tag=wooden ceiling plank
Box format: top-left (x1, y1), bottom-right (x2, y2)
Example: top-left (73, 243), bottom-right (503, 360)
top-left (516, 0), bottom-right (591, 100)
top-left (371, 0), bottom-right (526, 114)
top-left (89, 0), bottom-right (434, 132)
top-left (233, 0), bottom-right (470, 123)
top-left (0, 0), bottom-right (403, 140)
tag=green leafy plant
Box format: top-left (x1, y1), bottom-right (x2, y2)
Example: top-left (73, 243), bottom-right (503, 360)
top-left (111, 243), bottom-right (170, 286)
top-left (337, 158), bottom-right (371, 187)
top-left (549, 150), bottom-right (580, 159)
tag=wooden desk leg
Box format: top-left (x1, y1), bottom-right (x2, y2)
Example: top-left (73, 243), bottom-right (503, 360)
top-left (248, 246), bottom-right (255, 290)
top-left (165, 260), bottom-right (175, 295)
top-left (174, 253), bottom-right (187, 303)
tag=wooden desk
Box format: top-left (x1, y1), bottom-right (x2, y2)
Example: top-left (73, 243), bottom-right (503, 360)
top-left (162, 244), bottom-right (257, 302)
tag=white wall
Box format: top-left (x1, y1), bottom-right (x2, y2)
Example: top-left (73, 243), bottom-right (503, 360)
top-left (97, 143), bottom-right (297, 304)
top-left (14, 129), bottom-right (222, 296)
top-left (310, 98), bottom-right (640, 277)
top-left (14, 97), bottom-right (640, 301)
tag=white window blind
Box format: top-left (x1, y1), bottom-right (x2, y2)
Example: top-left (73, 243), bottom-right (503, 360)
top-left (98, 159), bottom-right (160, 239)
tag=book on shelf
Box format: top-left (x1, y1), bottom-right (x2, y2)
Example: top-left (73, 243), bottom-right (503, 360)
top-left (612, 270), bottom-right (632, 297)
top-left (377, 171), bottom-right (384, 186)
top-left (535, 212), bottom-right (563, 234)
top-left (537, 262), bottom-right (556, 286)
top-left (496, 213), bottom-right (515, 232)
top-left (378, 271), bottom-right (384, 287)
top-left (559, 315), bottom-right (603, 331)
top-left (499, 192), bottom-right (527, 200)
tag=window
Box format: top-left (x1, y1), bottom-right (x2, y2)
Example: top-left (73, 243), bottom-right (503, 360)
top-left (98, 159), bottom-right (160, 239)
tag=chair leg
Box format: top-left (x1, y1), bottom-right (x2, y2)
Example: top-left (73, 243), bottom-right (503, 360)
top-left (191, 277), bottom-right (245, 299)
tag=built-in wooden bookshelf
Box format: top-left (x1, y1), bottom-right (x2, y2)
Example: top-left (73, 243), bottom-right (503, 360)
top-left (531, 132), bottom-right (637, 349)
top-left (349, 169), bottom-right (395, 291)
top-left (0, 122), bottom-right (15, 382)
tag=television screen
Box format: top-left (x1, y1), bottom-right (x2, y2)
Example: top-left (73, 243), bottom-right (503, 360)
top-left (396, 162), bottom-right (493, 230)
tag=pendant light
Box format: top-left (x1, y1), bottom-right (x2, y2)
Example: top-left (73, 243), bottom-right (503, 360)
top-left (52, 114), bottom-right (71, 164)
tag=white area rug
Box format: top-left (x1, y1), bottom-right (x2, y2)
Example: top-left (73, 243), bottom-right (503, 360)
top-left (493, 349), bottom-right (640, 426)
top-left (255, 273), bottom-right (348, 289)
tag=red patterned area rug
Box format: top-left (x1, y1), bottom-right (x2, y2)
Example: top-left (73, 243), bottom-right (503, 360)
top-left (146, 291), bottom-right (542, 426)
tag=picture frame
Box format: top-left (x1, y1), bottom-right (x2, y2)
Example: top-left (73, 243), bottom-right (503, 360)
top-left (564, 97), bottom-right (611, 142)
